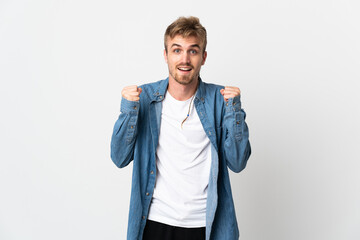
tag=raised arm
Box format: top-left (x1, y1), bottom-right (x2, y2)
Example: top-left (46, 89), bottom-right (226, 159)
top-left (110, 86), bottom-right (142, 168)
top-left (220, 87), bottom-right (251, 173)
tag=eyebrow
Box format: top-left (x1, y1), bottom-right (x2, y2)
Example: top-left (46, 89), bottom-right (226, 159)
top-left (170, 43), bottom-right (201, 49)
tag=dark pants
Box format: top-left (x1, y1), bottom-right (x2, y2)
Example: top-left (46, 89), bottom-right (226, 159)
top-left (142, 220), bottom-right (206, 240)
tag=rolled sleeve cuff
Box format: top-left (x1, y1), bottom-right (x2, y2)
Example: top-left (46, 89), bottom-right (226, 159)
top-left (225, 95), bottom-right (241, 112)
top-left (120, 98), bottom-right (140, 114)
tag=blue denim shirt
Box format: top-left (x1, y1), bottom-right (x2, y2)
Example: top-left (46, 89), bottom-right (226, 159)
top-left (111, 78), bottom-right (251, 240)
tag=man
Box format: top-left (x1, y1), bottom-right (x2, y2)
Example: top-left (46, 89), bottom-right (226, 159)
top-left (111, 16), bottom-right (251, 240)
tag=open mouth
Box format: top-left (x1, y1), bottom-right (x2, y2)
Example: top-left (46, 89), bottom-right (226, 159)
top-left (177, 67), bottom-right (192, 72)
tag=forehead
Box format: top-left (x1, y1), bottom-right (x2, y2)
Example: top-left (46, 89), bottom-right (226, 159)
top-left (167, 35), bottom-right (203, 48)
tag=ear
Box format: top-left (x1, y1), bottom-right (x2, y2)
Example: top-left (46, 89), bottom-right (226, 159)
top-left (164, 49), bottom-right (168, 63)
top-left (201, 51), bottom-right (207, 65)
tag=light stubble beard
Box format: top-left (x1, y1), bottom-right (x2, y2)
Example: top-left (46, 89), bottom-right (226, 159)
top-left (173, 74), bottom-right (198, 85)
top-left (169, 66), bottom-right (200, 86)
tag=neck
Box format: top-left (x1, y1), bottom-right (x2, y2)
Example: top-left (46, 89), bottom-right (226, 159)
top-left (167, 76), bottom-right (199, 101)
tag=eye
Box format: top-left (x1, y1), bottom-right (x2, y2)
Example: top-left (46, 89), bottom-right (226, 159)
top-left (190, 50), bottom-right (198, 55)
top-left (174, 49), bottom-right (181, 53)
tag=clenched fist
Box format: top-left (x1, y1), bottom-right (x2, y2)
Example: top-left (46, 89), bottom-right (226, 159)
top-left (220, 86), bottom-right (241, 102)
top-left (121, 85), bottom-right (142, 101)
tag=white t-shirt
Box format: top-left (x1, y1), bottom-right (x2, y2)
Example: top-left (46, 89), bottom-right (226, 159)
top-left (147, 91), bottom-right (212, 228)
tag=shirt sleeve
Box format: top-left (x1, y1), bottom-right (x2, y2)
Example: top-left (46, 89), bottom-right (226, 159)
top-left (222, 95), bottom-right (251, 173)
top-left (110, 98), bottom-right (140, 168)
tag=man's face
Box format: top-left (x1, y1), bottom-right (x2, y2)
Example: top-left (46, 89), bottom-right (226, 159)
top-left (164, 35), bottom-right (207, 85)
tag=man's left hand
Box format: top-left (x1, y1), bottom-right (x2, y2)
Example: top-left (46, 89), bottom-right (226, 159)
top-left (220, 86), bottom-right (241, 102)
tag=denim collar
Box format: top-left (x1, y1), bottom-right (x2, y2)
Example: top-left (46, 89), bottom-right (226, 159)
top-left (151, 77), bottom-right (206, 103)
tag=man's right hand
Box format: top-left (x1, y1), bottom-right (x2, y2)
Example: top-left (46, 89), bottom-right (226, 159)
top-left (121, 85), bottom-right (142, 101)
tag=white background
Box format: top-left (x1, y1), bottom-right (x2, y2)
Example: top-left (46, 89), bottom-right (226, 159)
top-left (1, 0), bottom-right (359, 239)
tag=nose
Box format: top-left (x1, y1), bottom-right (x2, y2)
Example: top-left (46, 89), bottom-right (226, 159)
top-left (181, 51), bottom-right (190, 64)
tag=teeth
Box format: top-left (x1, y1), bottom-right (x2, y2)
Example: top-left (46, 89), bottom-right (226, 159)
top-left (179, 67), bottom-right (191, 71)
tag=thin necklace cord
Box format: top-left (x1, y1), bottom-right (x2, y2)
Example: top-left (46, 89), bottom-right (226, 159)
top-left (181, 94), bottom-right (195, 129)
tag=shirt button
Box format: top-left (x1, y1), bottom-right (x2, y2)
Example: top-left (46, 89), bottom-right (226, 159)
top-left (146, 192), bottom-right (149, 196)
top-left (150, 171), bottom-right (154, 174)
top-left (133, 106), bottom-right (137, 110)
top-left (142, 216), bottom-right (146, 220)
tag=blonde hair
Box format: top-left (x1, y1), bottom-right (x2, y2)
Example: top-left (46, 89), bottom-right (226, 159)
top-left (164, 16), bottom-right (207, 53)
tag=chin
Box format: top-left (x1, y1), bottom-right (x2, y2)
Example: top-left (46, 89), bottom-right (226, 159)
top-left (174, 74), bottom-right (198, 85)
top-left (175, 78), bottom-right (192, 85)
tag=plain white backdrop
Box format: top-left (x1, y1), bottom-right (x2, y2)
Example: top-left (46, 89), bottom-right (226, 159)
top-left (1, 0), bottom-right (359, 239)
